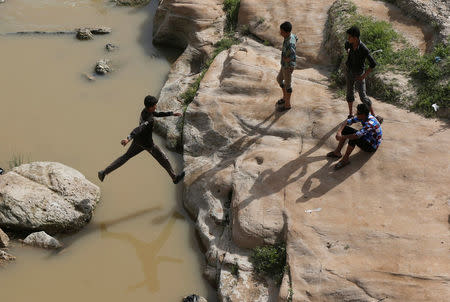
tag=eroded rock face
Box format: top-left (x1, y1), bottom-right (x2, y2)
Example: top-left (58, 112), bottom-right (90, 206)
top-left (0, 228), bottom-right (9, 248)
top-left (152, 0), bottom-right (226, 150)
top-left (0, 162), bottom-right (100, 233)
top-left (23, 231), bottom-right (62, 249)
top-left (238, 0), bottom-right (335, 64)
top-left (153, 0), bottom-right (225, 52)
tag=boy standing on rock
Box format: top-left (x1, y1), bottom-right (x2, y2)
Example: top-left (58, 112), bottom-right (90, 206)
top-left (276, 21), bottom-right (298, 112)
top-left (98, 95), bottom-right (185, 184)
top-left (344, 26), bottom-right (383, 123)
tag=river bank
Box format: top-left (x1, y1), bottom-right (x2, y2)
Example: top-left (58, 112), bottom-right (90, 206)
top-left (0, 1), bottom-right (214, 301)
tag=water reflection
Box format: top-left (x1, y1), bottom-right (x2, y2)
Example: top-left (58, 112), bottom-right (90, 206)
top-left (100, 212), bottom-right (184, 292)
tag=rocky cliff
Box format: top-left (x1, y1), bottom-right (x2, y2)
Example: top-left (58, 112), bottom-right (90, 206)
top-left (153, 0), bottom-right (450, 301)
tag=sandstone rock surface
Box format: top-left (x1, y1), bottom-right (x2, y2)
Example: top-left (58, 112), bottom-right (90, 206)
top-left (238, 0), bottom-right (335, 64)
top-left (183, 37), bottom-right (450, 301)
top-left (23, 231), bottom-right (62, 249)
top-left (152, 0), bottom-right (226, 149)
top-left (0, 162), bottom-right (100, 233)
top-left (0, 228), bottom-right (9, 248)
top-left (153, 0), bottom-right (450, 301)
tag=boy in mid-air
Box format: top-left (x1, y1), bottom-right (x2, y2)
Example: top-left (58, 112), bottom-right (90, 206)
top-left (98, 95), bottom-right (185, 184)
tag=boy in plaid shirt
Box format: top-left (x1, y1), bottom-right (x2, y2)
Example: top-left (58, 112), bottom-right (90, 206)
top-left (327, 103), bottom-right (382, 169)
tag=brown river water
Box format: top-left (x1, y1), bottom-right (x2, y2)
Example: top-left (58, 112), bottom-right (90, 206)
top-left (0, 1), bottom-right (213, 301)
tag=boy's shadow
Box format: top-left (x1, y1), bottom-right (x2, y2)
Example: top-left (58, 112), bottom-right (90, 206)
top-left (297, 150), bottom-right (373, 203)
top-left (237, 125), bottom-right (338, 210)
top-left (100, 211), bottom-right (184, 293)
top-left (237, 124), bottom-right (374, 209)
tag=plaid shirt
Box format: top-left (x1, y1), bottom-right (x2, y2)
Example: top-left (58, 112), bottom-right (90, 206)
top-left (281, 34), bottom-right (298, 68)
top-left (347, 114), bottom-right (382, 149)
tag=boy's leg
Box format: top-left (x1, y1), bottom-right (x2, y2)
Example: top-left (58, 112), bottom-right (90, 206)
top-left (346, 72), bottom-right (356, 116)
top-left (355, 77), bottom-right (375, 115)
top-left (333, 126), bottom-right (356, 156)
top-left (276, 67), bottom-right (287, 102)
top-left (101, 141), bottom-right (144, 178)
top-left (284, 67), bottom-right (294, 108)
top-left (147, 144), bottom-right (176, 180)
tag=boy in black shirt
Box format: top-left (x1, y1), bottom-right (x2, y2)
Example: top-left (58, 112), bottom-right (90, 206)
top-left (345, 26), bottom-right (382, 123)
top-left (98, 95), bottom-right (185, 184)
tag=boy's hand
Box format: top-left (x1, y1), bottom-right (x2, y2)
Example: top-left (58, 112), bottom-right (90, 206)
top-left (121, 139), bottom-right (129, 146)
top-left (173, 112), bottom-right (182, 117)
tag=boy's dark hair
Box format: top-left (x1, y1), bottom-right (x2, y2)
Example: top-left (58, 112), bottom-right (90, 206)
top-left (356, 103), bottom-right (370, 116)
top-left (346, 26), bottom-right (360, 38)
top-left (144, 95), bottom-right (158, 108)
top-left (280, 21), bottom-right (292, 33)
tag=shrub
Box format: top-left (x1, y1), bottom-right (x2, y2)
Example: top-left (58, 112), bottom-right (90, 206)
top-left (251, 243), bottom-right (286, 285)
top-left (224, 0), bottom-right (241, 32)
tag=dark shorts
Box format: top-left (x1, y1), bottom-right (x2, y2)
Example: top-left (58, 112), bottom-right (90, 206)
top-left (343, 126), bottom-right (376, 152)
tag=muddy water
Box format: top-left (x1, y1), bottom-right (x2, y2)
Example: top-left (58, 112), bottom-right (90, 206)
top-left (0, 1), bottom-right (213, 301)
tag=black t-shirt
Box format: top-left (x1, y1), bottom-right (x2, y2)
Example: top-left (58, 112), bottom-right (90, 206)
top-left (345, 41), bottom-right (377, 74)
top-left (127, 109), bottom-right (173, 146)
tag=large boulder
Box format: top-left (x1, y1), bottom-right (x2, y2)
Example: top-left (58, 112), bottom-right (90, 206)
top-left (153, 0), bottom-right (225, 52)
top-left (182, 37), bottom-right (450, 301)
top-left (0, 162), bottom-right (100, 233)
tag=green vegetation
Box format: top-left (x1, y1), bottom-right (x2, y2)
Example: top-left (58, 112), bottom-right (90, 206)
top-left (411, 44), bottom-right (449, 116)
top-left (250, 243), bottom-right (286, 285)
top-left (224, 0), bottom-right (241, 32)
top-left (230, 262), bottom-right (239, 277)
top-left (330, 0), bottom-right (449, 117)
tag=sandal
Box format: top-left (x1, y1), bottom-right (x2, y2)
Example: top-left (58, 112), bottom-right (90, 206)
top-left (375, 115), bottom-right (384, 124)
top-left (326, 151), bottom-right (342, 158)
top-left (277, 99), bottom-right (285, 105)
top-left (277, 106), bottom-right (291, 112)
top-left (334, 161), bottom-right (350, 170)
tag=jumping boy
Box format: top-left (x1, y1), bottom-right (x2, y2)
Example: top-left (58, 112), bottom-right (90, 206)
top-left (98, 95), bottom-right (185, 184)
top-left (276, 21), bottom-right (298, 112)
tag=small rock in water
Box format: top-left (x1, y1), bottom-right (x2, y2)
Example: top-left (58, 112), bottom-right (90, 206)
top-left (115, 0), bottom-right (150, 6)
top-left (183, 294), bottom-right (207, 302)
top-left (105, 43), bottom-right (118, 52)
top-left (23, 231), bottom-right (62, 249)
top-left (95, 59), bottom-right (112, 75)
top-left (76, 28), bottom-right (94, 40)
top-left (89, 26), bottom-right (112, 35)
top-left (0, 250), bottom-right (16, 262)
top-left (0, 228), bottom-right (9, 248)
